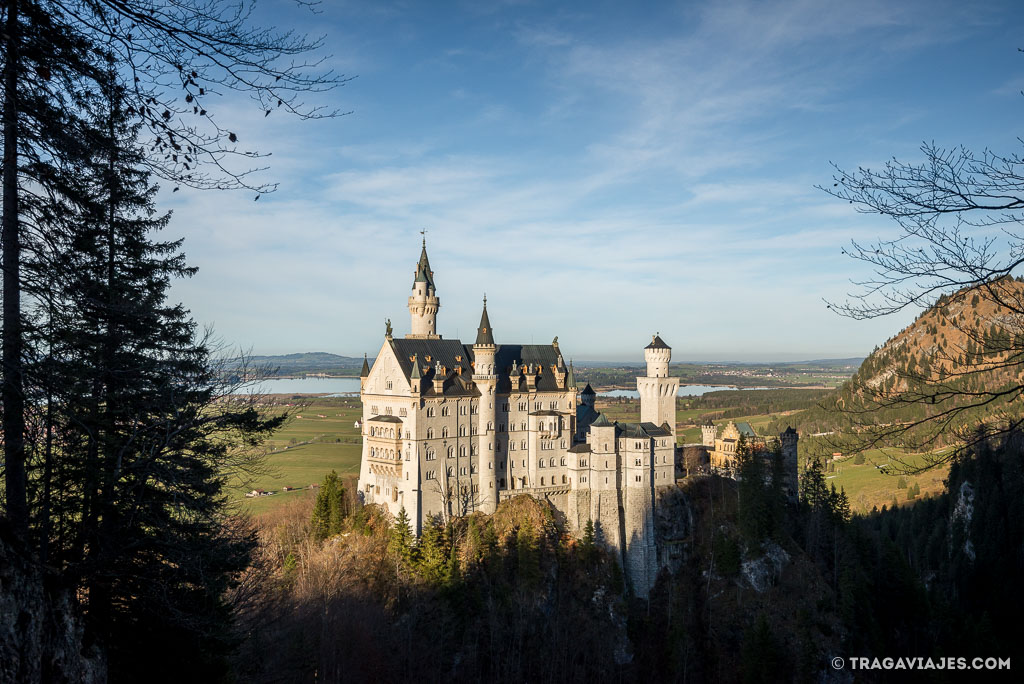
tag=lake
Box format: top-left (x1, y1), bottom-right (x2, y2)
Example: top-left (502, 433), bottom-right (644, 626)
top-left (249, 378), bottom-right (767, 398)
top-left (600, 385), bottom-right (770, 398)
top-left (252, 377), bottom-right (362, 395)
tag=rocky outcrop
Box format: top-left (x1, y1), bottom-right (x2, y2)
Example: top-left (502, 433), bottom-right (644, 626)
top-left (0, 524), bottom-right (104, 684)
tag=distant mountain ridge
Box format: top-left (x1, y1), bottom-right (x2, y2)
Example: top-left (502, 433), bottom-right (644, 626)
top-left (231, 352), bottom-right (371, 376)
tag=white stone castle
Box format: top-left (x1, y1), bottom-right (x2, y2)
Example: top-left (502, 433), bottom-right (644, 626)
top-left (357, 241), bottom-right (682, 595)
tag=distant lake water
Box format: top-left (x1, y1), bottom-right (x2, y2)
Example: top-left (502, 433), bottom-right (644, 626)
top-left (253, 377), bottom-right (362, 395)
top-left (601, 385), bottom-right (771, 398)
top-left (248, 378), bottom-right (770, 398)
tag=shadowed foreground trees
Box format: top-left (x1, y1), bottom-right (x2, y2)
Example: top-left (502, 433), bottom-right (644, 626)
top-left (1, 0), bottom-right (339, 678)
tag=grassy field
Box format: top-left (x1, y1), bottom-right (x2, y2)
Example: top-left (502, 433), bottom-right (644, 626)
top-left (828, 449), bottom-right (950, 513)
top-left (230, 396), bottom-right (363, 515)
top-left (236, 393), bottom-right (951, 517)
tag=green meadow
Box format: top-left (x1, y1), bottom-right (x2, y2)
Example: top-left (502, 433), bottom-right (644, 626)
top-left (230, 396), bottom-right (364, 515)
top-left (236, 393), bottom-right (950, 516)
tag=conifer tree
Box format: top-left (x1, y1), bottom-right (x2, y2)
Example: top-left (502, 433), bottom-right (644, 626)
top-left (29, 74), bottom-right (286, 681)
top-left (311, 470), bottom-right (344, 541)
top-left (389, 506), bottom-right (415, 565)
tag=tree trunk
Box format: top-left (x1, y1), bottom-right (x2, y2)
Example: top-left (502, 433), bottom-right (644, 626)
top-left (2, 0), bottom-right (29, 538)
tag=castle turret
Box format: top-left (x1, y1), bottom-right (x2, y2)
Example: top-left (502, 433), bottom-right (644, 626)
top-left (637, 334), bottom-right (679, 438)
top-left (580, 383), bottom-right (596, 408)
top-left (701, 417), bottom-right (716, 447)
top-left (407, 237), bottom-right (440, 339)
top-left (473, 297), bottom-right (498, 513)
top-left (360, 353), bottom-right (370, 393)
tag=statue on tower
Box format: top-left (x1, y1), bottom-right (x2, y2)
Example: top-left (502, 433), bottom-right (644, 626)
top-left (385, 318), bottom-right (393, 337)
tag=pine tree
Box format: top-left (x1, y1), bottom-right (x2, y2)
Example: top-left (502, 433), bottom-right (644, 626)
top-left (311, 470), bottom-right (343, 541)
top-left (22, 75), bottom-right (284, 681)
top-left (389, 506), bottom-right (415, 565)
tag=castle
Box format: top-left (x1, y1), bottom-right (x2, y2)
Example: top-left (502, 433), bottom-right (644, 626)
top-left (357, 241), bottom-right (797, 595)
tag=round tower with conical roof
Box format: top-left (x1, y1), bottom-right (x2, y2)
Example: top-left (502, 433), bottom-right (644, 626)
top-left (637, 334), bottom-right (680, 437)
top-left (407, 237), bottom-right (440, 339)
top-left (473, 296), bottom-right (498, 513)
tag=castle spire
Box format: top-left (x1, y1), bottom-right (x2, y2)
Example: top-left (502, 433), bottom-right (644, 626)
top-left (407, 236), bottom-right (440, 339)
top-left (475, 295), bottom-right (494, 346)
top-left (414, 234), bottom-right (434, 288)
top-left (360, 353), bottom-right (369, 378)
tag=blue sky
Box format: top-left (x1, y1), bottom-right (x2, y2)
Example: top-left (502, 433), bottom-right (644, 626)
top-left (163, 0), bottom-right (1024, 361)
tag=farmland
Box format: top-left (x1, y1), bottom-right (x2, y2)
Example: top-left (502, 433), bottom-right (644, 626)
top-left (230, 395), bottom-right (363, 514)
top-left (237, 387), bottom-right (946, 517)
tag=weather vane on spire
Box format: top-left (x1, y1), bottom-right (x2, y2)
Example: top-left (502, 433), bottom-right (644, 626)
top-left (483, 293), bottom-right (487, 307)
top-left (420, 228), bottom-right (427, 247)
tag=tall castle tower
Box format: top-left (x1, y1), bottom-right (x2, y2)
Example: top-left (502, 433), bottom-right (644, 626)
top-left (407, 238), bottom-right (440, 339)
top-left (473, 297), bottom-right (498, 513)
top-left (637, 334), bottom-right (679, 437)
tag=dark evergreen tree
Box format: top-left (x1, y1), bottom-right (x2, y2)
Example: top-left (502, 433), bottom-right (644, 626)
top-left (19, 74), bottom-right (283, 681)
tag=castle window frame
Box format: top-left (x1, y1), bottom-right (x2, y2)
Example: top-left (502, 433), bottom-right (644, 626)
top-left (460, 425), bottom-right (468, 436)
top-left (521, 440), bottom-right (527, 450)
top-left (371, 406), bottom-right (379, 414)
top-left (518, 401), bottom-right (527, 411)
top-left (386, 379), bottom-right (393, 390)
top-left (425, 448), bottom-right (436, 461)
top-left (426, 406), bottom-right (436, 417)
top-left (441, 406), bottom-right (450, 417)
top-left (459, 466), bottom-right (468, 476)
top-left (460, 405), bottom-right (468, 416)
top-left (502, 403), bottom-right (509, 412)
top-left (447, 446), bottom-right (454, 459)
top-left (539, 459), bottom-right (545, 468)
top-left (425, 470), bottom-right (436, 480)
top-left (400, 408), bottom-right (407, 417)
top-left (441, 427), bottom-right (449, 438)
top-left (426, 428), bottom-right (434, 439)
top-left (460, 446), bottom-right (467, 458)
top-left (386, 406), bottom-right (393, 415)
top-left (534, 401), bottom-right (542, 410)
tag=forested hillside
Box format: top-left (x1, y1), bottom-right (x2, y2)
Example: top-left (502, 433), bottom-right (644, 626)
top-left (760, 278), bottom-right (1024, 453)
top-left (232, 433), bottom-right (1024, 682)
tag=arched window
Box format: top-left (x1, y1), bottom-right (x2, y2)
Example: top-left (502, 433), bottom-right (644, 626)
top-left (549, 458), bottom-right (556, 467)
top-left (459, 425), bottom-right (467, 437)
top-left (441, 406), bottom-right (450, 417)
top-left (447, 446), bottom-right (454, 459)
top-left (441, 427), bottom-right (449, 438)
top-left (540, 477), bottom-right (545, 486)
top-left (447, 466), bottom-right (453, 477)
top-left (487, 421), bottom-right (493, 431)
top-left (426, 428), bottom-right (434, 439)
top-left (460, 446), bottom-right (467, 458)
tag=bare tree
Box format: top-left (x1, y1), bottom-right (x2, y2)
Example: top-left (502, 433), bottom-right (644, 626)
top-left (821, 140), bottom-right (1024, 470)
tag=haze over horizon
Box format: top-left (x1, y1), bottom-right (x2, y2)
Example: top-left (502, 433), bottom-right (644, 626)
top-left (160, 0), bottom-right (1024, 360)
